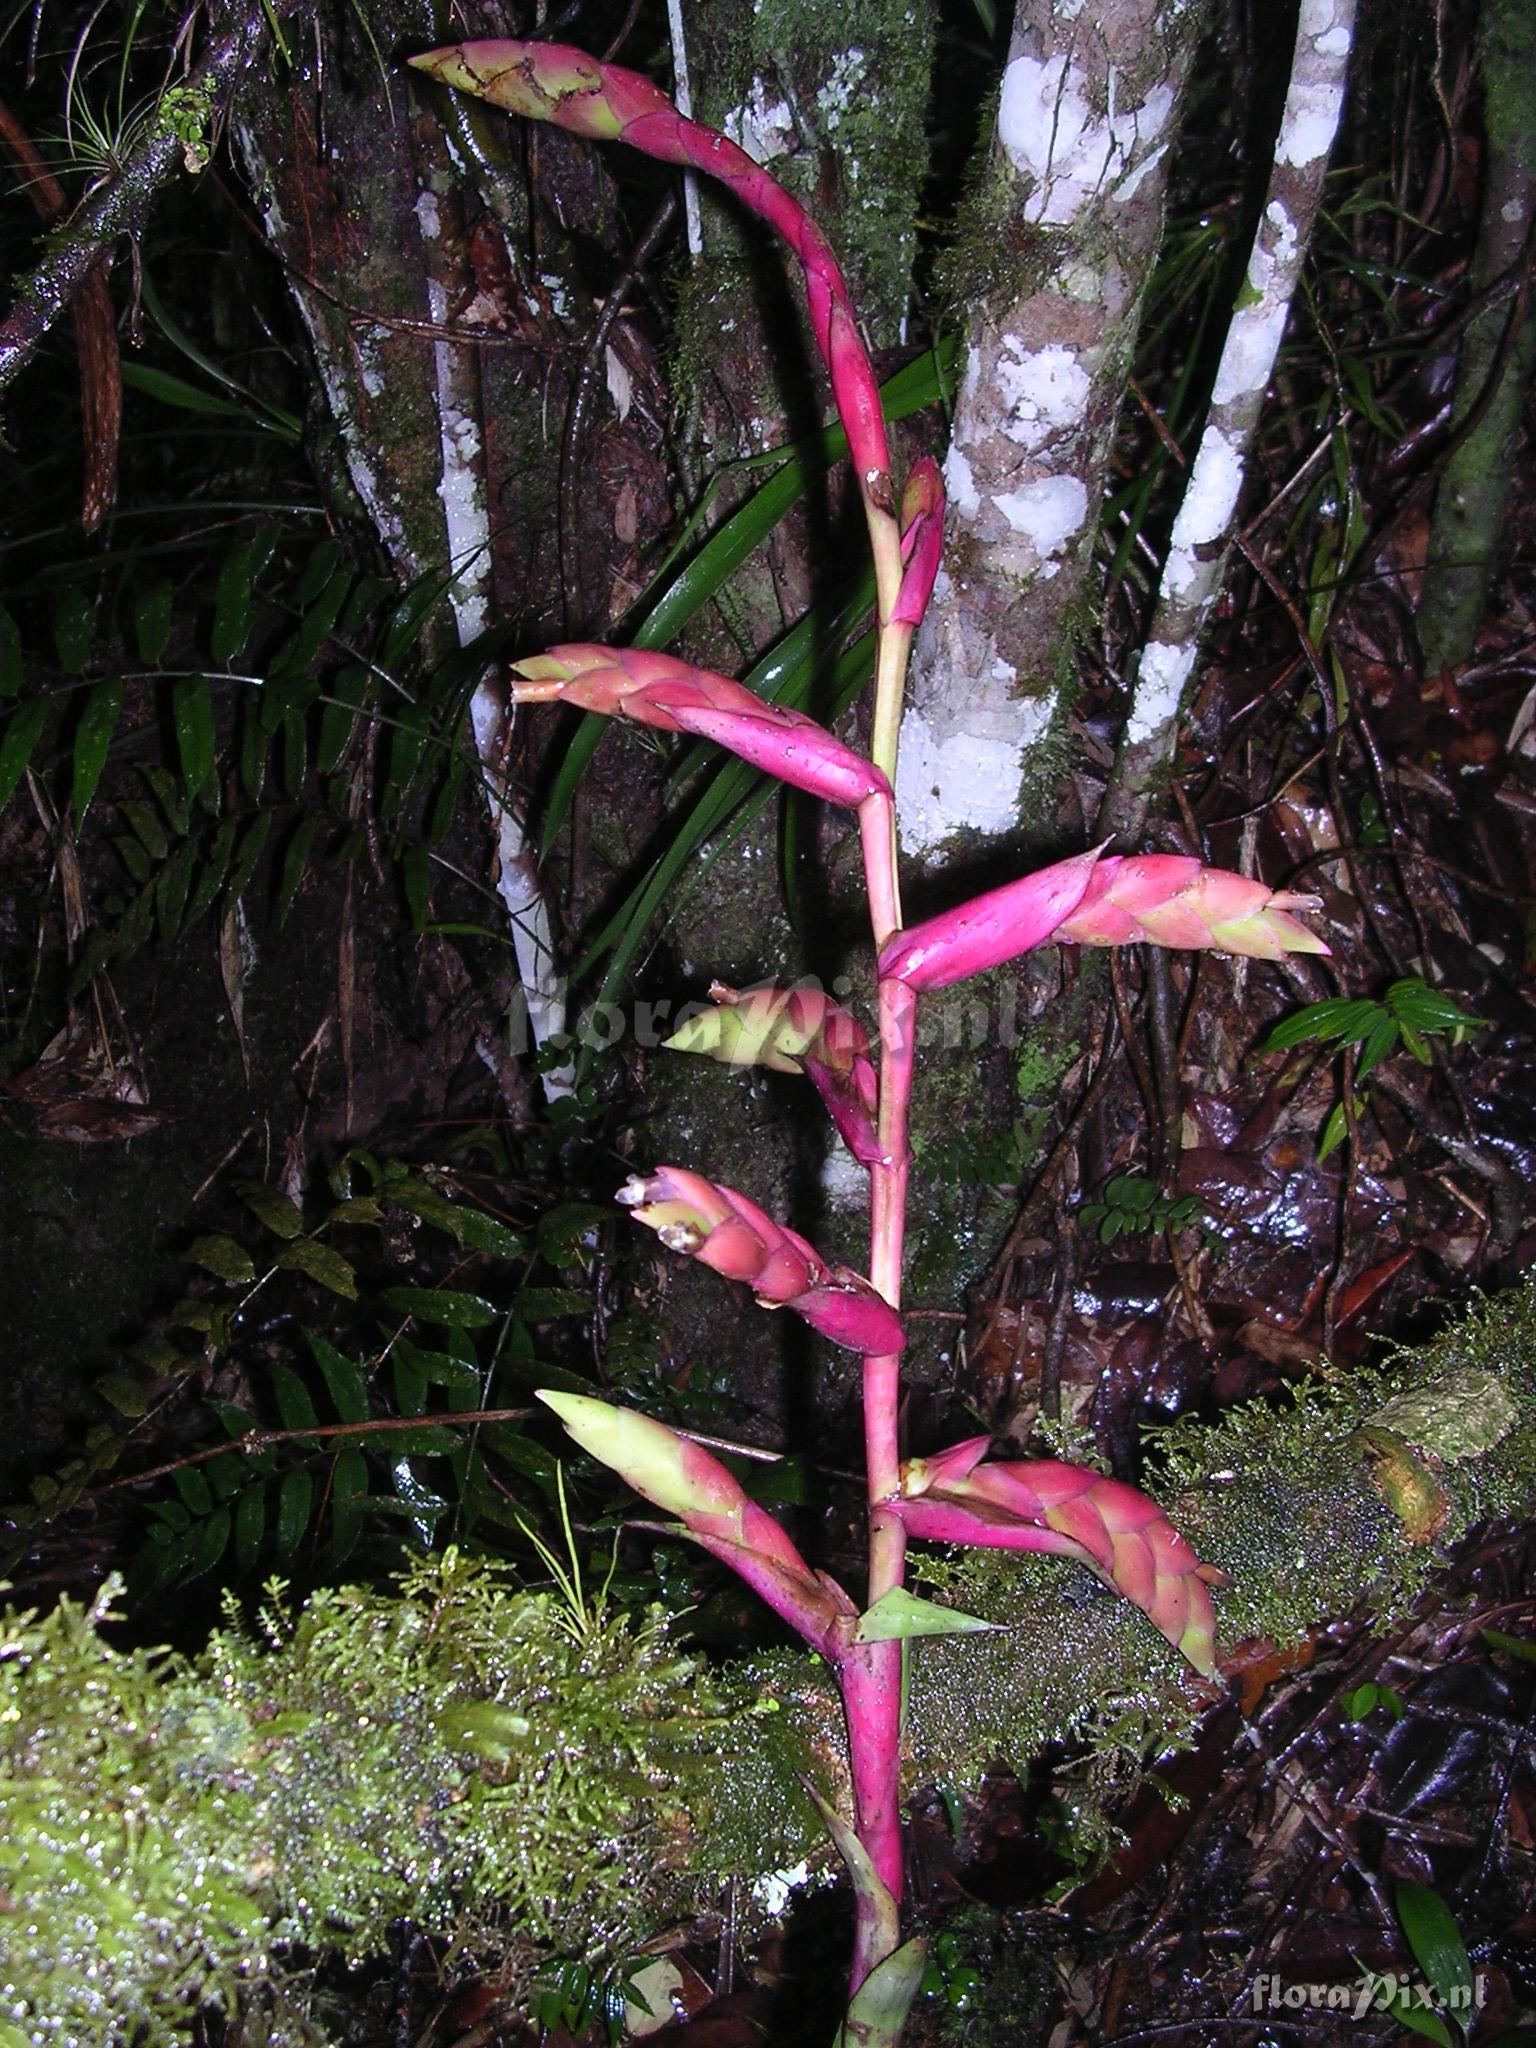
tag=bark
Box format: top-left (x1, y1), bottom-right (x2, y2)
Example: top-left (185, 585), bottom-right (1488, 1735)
top-left (896, 0), bottom-right (1209, 863)
top-left (1100, 0), bottom-right (1359, 843)
top-left (1416, 0), bottom-right (1536, 676)
top-left (235, 0), bottom-right (676, 1092)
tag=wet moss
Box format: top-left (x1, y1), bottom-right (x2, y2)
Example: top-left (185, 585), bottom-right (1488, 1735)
top-left (0, 1552), bottom-right (826, 2044)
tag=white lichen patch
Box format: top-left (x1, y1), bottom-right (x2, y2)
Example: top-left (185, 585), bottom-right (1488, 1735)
top-left (723, 76), bottom-right (797, 164)
top-left (995, 340), bottom-right (1092, 444)
top-left (414, 189), bottom-right (441, 242)
top-left (992, 474), bottom-right (1088, 557)
top-left (998, 55), bottom-right (1174, 225)
top-left (1277, 3), bottom-right (1352, 167)
top-left (1167, 428), bottom-right (1242, 552)
top-left (1303, 0), bottom-right (1353, 56)
top-left (944, 444), bottom-right (981, 518)
top-left (1125, 638), bottom-right (1196, 746)
top-left (818, 47), bottom-right (867, 123)
top-left (1211, 295), bottom-right (1291, 407)
top-left (896, 695), bottom-right (1053, 855)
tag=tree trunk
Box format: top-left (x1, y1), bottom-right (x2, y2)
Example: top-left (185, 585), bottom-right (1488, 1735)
top-left (1416, 0), bottom-right (1536, 676)
top-left (895, 0), bottom-right (1210, 863)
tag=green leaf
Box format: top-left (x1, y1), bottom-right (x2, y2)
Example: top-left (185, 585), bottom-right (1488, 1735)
top-left (122, 359), bottom-right (261, 421)
top-left (393, 1347), bottom-right (427, 1417)
top-left (537, 1202), bottom-right (610, 1266)
top-left (185, 1233), bottom-right (257, 1284)
top-left (52, 584), bottom-right (92, 673)
top-left (568, 597), bottom-right (875, 1068)
top-left (1356, 1011), bottom-right (1401, 1080)
top-left (1481, 1626), bottom-right (1536, 1664)
top-left (1385, 979), bottom-right (1486, 1033)
top-left (182, 1505), bottom-right (232, 1581)
top-left (274, 1237), bottom-right (358, 1299)
top-left (154, 836), bottom-right (196, 941)
top-left (0, 696), bottom-right (48, 810)
top-left (854, 1587), bottom-right (997, 1644)
top-left (0, 604), bottom-right (23, 698)
top-left (119, 798), bottom-right (169, 862)
top-left (831, 1937), bottom-right (927, 2048)
top-left (1316, 1099), bottom-right (1352, 1162)
top-left (141, 761), bottom-right (190, 837)
top-left (390, 1456), bottom-right (449, 1547)
top-left (172, 676), bottom-right (217, 795)
top-left (483, 1424), bottom-right (558, 1488)
top-left (235, 1179), bottom-right (304, 1240)
top-left (329, 1446), bottom-right (369, 1566)
top-left (380, 1285), bottom-right (500, 1329)
top-left (239, 696), bottom-right (268, 801)
top-left (1394, 1882), bottom-right (1473, 2029)
top-left (1344, 1681), bottom-right (1403, 1720)
top-left (72, 677), bottom-right (122, 819)
top-left (393, 1335), bottom-right (480, 1395)
top-left (275, 1466), bottom-right (314, 1559)
top-left (182, 815), bottom-right (239, 929)
top-left (211, 544), bottom-right (257, 667)
top-left (274, 812), bottom-right (321, 926)
top-left (316, 663), bottom-right (372, 775)
top-left (377, 1177), bottom-right (520, 1255)
top-left (171, 1466), bottom-right (214, 1517)
top-left (539, 341), bottom-right (954, 857)
top-left (401, 840), bottom-right (430, 930)
top-left (1390, 2001), bottom-right (1454, 2047)
top-left (96, 1372), bottom-right (150, 1418)
top-left (234, 1481), bottom-right (266, 1574)
top-left (134, 580), bottom-right (174, 667)
top-left (269, 1362), bottom-right (320, 1435)
top-left (515, 1286), bottom-right (591, 1321)
top-left (309, 1333), bottom-right (369, 1421)
top-left (224, 809), bottom-right (272, 904)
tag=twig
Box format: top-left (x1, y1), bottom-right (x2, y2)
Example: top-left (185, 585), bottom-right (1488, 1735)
top-left (96, 1407), bottom-right (539, 1494)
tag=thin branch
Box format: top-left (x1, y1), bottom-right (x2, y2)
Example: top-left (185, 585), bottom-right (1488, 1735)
top-left (96, 1407), bottom-right (539, 1494)
top-left (0, 3), bottom-right (270, 396)
top-left (1101, 0), bottom-right (1360, 842)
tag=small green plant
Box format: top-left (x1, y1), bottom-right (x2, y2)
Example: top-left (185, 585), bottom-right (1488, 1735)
top-left (1259, 977), bottom-right (1487, 1160)
top-left (1344, 1678), bottom-right (1404, 1720)
top-left (1080, 1172), bottom-right (1207, 1246)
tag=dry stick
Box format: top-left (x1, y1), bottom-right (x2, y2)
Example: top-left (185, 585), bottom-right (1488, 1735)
top-left (1100, 0), bottom-right (1359, 844)
top-left (0, 6), bottom-right (269, 395)
top-left (96, 1408), bottom-right (539, 1493)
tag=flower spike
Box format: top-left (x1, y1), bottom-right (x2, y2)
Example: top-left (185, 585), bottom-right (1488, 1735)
top-left (619, 1167), bottom-right (904, 1354)
top-left (893, 1450), bottom-right (1222, 1677)
top-left (892, 458), bottom-right (945, 628)
top-left (512, 645), bottom-right (892, 812)
top-left (665, 984), bottom-right (882, 1166)
top-left (538, 1391), bottom-right (855, 1658)
top-left (878, 847), bottom-right (1104, 992)
top-left (1054, 855), bottom-right (1329, 960)
top-left (409, 40), bottom-right (893, 513)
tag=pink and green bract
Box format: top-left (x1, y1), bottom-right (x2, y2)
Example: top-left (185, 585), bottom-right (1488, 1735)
top-left (414, 35), bottom-right (1331, 2046)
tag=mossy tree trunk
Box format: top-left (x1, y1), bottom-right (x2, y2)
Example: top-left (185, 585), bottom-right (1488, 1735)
top-left (895, 0), bottom-right (1211, 865)
top-left (1416, 0), bottom-right (1536, 676)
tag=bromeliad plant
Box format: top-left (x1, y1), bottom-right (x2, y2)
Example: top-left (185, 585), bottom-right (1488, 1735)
top-left (411, 39), bottom-right (1330, 2046)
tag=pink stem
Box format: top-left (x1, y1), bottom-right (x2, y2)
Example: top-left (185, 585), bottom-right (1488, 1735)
top-left (841, 964), bottom-right (919, 1974)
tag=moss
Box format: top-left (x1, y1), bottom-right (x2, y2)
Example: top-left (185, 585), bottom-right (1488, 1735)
top-left (0, 1552), bottom-right (826, 2044)
top-left (7, 1291), bottom-right (1536, 2036)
